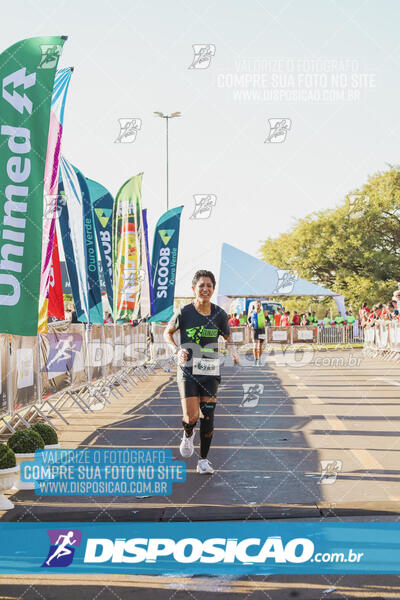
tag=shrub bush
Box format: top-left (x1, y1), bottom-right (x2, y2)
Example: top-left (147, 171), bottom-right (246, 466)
top-left (31, 423), bottom-right (58, 446)
top-left (7, 429), bottom-right (45, 454)
top-left (0, 444), bottom-right (16, 469)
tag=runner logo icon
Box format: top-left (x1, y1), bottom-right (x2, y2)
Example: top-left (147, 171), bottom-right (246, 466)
top-left (319, 460), bottom-right (342, 485)
top-left (115, 118), bottom-right (142, 143)
top-left (189, 195), bottom-right (217, 220)
top-left (264, 118), bottom-right (291, 143)
top-left (188, 44), bottom-right (216, 69)
top-left (241, 384), bottom-right (264, 407)
top-left (38, 45), bottom-right (62, 69)
top-left (42, 529), bottom-right (82, 568)
top-left (272, 269), bottom-right (298, 294)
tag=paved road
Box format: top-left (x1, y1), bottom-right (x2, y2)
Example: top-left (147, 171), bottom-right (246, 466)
top-left (3, 348), bottom-right (400, 521)
top-left (3, 348), bottom-right (400, 598)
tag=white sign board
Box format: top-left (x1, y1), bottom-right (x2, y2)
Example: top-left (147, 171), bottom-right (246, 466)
top-left (297, 329), bottom-right (314, 340)
top-left (272, 331), bottom-right (288, 341)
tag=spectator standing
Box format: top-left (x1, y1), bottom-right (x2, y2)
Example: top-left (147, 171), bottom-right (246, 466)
top-left (323, 312), bottom-right (331, 328)
top-left (292, 311), bottom-right (301, 326)
top-left (239, 312), bottom-right (247, 325)
top-left (229, 313), bottom-right (240, 327)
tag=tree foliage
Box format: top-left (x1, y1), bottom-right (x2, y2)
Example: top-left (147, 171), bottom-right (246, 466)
top-left (260, 166), bottom-right (400, 307)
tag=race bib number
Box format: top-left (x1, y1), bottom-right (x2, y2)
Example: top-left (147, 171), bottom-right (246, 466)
top-left (258, 334), bottom-right (266, 340)
top-left (192, 357), bottom-right (220, 376)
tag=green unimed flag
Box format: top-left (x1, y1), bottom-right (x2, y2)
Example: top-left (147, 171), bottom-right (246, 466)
top-left (0, 36), bottom-right (65, 335)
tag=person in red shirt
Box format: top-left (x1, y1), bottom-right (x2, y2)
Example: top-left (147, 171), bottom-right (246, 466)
top-left (274, 311), bottom-right (282, 326)
top-left (280, 311), bottom-right (290, 327)
top-left (292, 311), bottom-right (301, 326)
top-left (358, 302), bottom-right (370, 326)
top-left (228, 313), bottom-right (240, 327)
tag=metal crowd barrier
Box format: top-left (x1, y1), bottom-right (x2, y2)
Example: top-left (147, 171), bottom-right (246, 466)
top-left (317, 324), bottom-right (364, 345)
top-left (363, 321), bottom-right (400, 361)
top-left (0, 321), bottom-right (365, 433)
top-left (0, 322), bottom-right (161, 436)
top-left (220, 325), bottom-right (362, 348)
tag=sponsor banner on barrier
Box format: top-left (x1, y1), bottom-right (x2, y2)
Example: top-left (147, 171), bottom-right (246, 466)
top-left (10, 336), bottom-right (39, 411)
top-left (0, 335), bottom-right (8, 416)
top-left (269, 327), bottom-right (289, 343)
top-left (69, 324), bottom-right (88, 387)
top-left (0, 521), bottom-right (399, 574)
top-left (39, 321), bottom-right (73, 396)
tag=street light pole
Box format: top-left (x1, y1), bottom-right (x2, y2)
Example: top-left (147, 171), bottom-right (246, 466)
top-left (154, 111), bottom-right (181, 212)
top-left (166, 116), bottom-right (169, 211)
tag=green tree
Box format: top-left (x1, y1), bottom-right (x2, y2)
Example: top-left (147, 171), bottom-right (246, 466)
top-left (260, 166), bottom-right (400, 308)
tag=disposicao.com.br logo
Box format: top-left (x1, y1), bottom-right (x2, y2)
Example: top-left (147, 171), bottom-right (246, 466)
top-left (42, 529), bottom-right (82, 567)
top-left (82, 536), bottom-right (363, 565)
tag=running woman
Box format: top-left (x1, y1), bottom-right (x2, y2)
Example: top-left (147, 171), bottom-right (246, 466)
top-left (248, 300), bottom-right (266, 366)
top-left (164, 270), bottom-right (239, 475)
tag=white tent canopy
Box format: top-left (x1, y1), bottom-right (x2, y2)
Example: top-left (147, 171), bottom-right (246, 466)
top-left (217, 243), bottom-right (345, 315)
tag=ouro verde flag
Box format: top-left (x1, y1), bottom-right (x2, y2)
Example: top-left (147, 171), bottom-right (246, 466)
top-left (0, 36), bottom-right (65, 335)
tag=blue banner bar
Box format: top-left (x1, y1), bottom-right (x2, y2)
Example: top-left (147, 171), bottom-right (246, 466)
top-left (0, 522), bottom-right (399, 574)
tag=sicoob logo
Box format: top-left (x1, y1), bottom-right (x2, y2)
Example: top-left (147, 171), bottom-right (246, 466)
top-left (42, 529), bottom-right (82, 568)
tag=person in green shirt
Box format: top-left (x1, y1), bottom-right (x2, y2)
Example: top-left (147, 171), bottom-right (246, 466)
top-left (335, 315), bottom-right (345, 326)
top-left (345, 311), bottom-right (356, 326)
top-left (323, 312), bottom-right (331, 328)
top-left (239, 312), bottom-right (247, 326)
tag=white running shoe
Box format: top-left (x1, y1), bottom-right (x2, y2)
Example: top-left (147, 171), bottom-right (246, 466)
top-left (197, 458), bottom-right (214, 474)
top-left (180, 431), bottom-right (195, 458)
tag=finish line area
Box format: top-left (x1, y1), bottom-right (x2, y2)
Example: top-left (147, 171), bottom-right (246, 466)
top-left (2, 348), bottom-right (400, 522)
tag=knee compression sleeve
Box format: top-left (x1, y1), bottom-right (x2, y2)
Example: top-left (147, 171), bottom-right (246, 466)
top-left (199, 401), bottom-right (216, 458)
top-left (182, 420), bottom-right (196, 438)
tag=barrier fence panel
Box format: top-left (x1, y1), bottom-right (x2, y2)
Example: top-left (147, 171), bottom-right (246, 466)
top-left (88, 324), bottom-right (105, 381)
top-left (363, 321), bottom-right (400, 360)
top-left (292, 326), bottom-right (317, 343)
top-left (152, 324), bottom-right (169, 361)
top-left (39, 321), bottom-right (74, 398)
top-left (69, 323), bottom-right (89, 387)
top-left (122, 324), bottom-right (134, 366)
top-left (230, 326), bottom-right (249, 345)
top-left (391, 322), bottom-right (400, 352)
top-left (104, 324), bottom-right (115, 377)
top-left (268, 327), bottom-right (290, 344)
top-left (10, 335), bottom-right (39, 415)
top-left (113, 324), bottom-right (125, 372)
top-left (0, 335), bottom-right (8, 418)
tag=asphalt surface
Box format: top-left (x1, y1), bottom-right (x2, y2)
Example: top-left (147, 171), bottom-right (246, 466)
top-left (2, 348), bottom-right (400, 598)
top-left (5, 348), bottom-right (400, 521)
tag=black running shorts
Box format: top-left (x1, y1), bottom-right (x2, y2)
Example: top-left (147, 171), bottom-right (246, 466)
top-left (252, 328), bottom-right (266, 341)
top-left (178, 376), bottom-right (219, 399)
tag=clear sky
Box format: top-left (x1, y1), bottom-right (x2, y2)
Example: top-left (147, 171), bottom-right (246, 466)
top-left (3, 0), bottom-right (400, 296)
